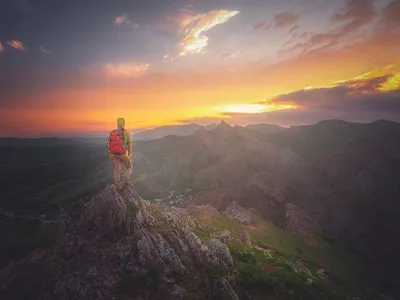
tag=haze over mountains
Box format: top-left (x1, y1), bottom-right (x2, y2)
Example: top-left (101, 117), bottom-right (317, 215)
top-left (1, 119), bottom-right (400, 297)
top-left (130, 119), bottom-right (400, 294)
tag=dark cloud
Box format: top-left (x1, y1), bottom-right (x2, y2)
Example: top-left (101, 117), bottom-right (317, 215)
top-left (288, 24), bottom-right (299, 35)
top-left (379, 0), bottom-right (400, 30)
top-left (281, 0), bottom-right (376, 54)
top-left (267, 73), bottom-right (400, 113)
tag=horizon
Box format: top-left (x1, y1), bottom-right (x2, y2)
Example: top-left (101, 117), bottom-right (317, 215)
top-left (1, 0), bottom-right (399, 137)
top-left (0, 118), bottom-right (397, 139)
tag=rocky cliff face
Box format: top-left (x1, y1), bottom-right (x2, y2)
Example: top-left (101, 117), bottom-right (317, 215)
top-left (0, 184), bottom-right (239, 300)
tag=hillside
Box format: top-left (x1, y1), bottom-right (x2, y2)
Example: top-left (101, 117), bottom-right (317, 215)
top-left (0, 184), bottom-right (386, 300)
top-left (2, 119), bottom-right (400, 298)
top-left (130, 119), bottom-right (400, 296)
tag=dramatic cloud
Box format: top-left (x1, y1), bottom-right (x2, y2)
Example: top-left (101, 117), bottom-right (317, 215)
top-left (0, 41), bottom-right (4, 52)
top-left (177, 9), bottom-right (240, 57)
top-left (115, 14), bottom-right (129, 25)
top-left (254, 12), bottom-right (299, 30)
top-left (265, 67), bottom-right (400, 113)
top-left (6, 40), bottom-right (25, 50)
top-left (103, 62), bottom-right (150, 78)
top-left (282, 0), bottom-right (376, 54)
top-left (39, 46), bottom-right (50, 54)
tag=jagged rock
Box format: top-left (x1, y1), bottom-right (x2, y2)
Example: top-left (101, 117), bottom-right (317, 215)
top-left (183, 229), bottom-right (207, 264)
top-left (317, 268), bottom-right (328, 281)
top-left (170, 284), bottom-right (189, 299)
top-left (80, 184), bottom-right (131, 235)
top-left (212, 278), bottom-right (240, 300)
top-left (151, 233), bottom-right (186, 275)
top-left (224, 202), bottom-right (251, 226)
top-left (289, 260), bottom-right (315, 279)
top-left (0, 184), bottom-right (242, 300)
top-left (212, 230), bottom-right (231, 243)
top-left (239, 230), bottom-right (252, 247)
top-left (285, 203), bottom-right (318, 240)
top-left (205, 239), bottom-right (234, 269)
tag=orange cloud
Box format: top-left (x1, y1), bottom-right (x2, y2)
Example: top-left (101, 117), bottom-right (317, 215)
top-left (7, 40), bottom-right (25, 50)
top-left (264, 65), bottom-right (400, 112)
top-left (0, 41), bottom-right (4, 52)
top-left (177, 9), bottom-right (240, 57)
top-left (103, 62), bottom-right (150, 78)
top-left (115, 14), bottom-right (129, 25)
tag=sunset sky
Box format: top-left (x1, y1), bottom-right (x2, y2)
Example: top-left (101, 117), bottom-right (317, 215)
top-left (0, 0), bottom-right (399, 136)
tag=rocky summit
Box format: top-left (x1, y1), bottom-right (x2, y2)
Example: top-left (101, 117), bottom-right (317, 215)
top-left (0, 184), bottom-right (391, 300)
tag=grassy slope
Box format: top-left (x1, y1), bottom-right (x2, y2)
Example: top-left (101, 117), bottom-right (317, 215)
top-left (193, 209), bottom-right (383, 300)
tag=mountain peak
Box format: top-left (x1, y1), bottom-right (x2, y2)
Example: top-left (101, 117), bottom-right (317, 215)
top-left (216, 120), bottom-right (232, 131)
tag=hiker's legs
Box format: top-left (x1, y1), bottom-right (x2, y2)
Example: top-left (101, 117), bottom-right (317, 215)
top-left (112, 157), bottom-right (122, 185)
top-left (121, 156), bottom-right (133, 184)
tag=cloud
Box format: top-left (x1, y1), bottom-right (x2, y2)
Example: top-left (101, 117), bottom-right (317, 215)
top-left (281, 0), bottom-right (376, 54)
top-left (253, 21), bottom-right (266, 31)
top-left (221, 51), bottom-right (239, 60)
top-left (288, 24), bottom-right (299, 35)
top-left (158, 9), bottom-right (195, 30)
top-left (264, 67), bottom-right (400, 113)
top-left (177, 9), bottom-right (240, 57)
top-left (0, 41), bottom-right (4, 52)
top-left (176, 68), bottom-right (400, 127)
top-left (39, 46), bottom-right (50, 54)
top-left (271, 12), bottom-right (300, 28)
top-left (115, 14), bottom-right (130, 25)
top-left (103, 62), bottom-right (150, 78)
top-left (255, 12), bottom-right (299, 30)
top-left (379, 0), bottom-right (400, 30)
top-left (6, 40), bottom-right (25, 50)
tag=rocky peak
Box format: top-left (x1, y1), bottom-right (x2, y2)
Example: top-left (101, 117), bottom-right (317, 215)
top-left (216, 120), bottom-right (232, 131)
top-left (0, 184), bottom-right (240, 300)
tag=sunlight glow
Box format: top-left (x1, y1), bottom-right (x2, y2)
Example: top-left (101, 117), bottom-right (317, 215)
top-left (214, 103), bottom-right (295, 114)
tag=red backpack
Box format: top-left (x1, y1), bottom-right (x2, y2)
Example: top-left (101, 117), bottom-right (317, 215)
top-left (108, 128), bottom-right (127, 155)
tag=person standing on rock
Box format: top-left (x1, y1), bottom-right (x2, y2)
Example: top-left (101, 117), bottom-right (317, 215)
top-left (107, 117), bottom-right (133, 188)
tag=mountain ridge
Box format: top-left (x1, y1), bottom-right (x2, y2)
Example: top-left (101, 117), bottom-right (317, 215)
top-left (0, 183), bottom-right (386, 300)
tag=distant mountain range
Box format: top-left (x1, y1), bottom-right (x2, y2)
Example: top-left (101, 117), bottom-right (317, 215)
top-left (132, 123), bottom-right (219, 141)
top-left (130, 119), bottom-right (400, 295)
top-left (23, 121), bottom-right (285, 141)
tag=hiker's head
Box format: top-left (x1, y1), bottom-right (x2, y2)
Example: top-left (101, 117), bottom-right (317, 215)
top-left (117, 117), bottom-right (125, 129)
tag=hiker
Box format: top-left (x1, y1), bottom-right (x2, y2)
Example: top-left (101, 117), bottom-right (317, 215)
top-left (107, 117), bottom-right (133, 187)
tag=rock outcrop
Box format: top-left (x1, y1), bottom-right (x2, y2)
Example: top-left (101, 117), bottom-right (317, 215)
top-left (0, 184), bottom-right (238, 300)
top-left (285, 203), bottom-right (318, 241)
top-left (224, 201), bottom-right (251, 226)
